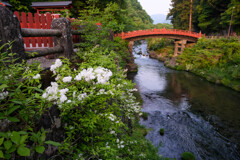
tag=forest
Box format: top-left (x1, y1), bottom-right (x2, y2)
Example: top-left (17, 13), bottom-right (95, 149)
top-left (167, 0), bottom-right (240, 35)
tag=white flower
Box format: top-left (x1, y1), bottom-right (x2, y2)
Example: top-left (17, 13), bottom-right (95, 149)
top-left (74, 73), bottom-right (82, 81)
top-left (108, 114), bottom-right (116, 121)
top-left (110, 131), bottom-right (115, 134)
top-left (33, 74), bottom-right (40, 79)
top-left (59, 88), bottom-right (69, 103)
top-left (62, 76), bottom-right (72, 83)
top-left (50, 59), bottom-right (62, 74)
top-left (116, 139), bottom-right (119, 143)
top-left (81, 68), bottom-right (95, 82)
top-left (78, 93), bottom-right (87, 101)
top-left (0, 90), bottom-right (8, 100)
top-left (94, 67), bottom-right (112, 84)
top-left (55, 59), bottom-right (62, 68)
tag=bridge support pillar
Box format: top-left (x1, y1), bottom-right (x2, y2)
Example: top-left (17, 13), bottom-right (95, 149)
top-left (128, 41), bottom-right (134, 53)
top-left (174, 40), bottom-right (187, 56)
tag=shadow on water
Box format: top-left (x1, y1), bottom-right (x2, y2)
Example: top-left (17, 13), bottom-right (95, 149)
top-left (129, 41), bottom-right (240, 160)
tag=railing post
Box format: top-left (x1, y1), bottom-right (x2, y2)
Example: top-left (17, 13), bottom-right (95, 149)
top-left (0, 6), bottom-right (25, 62)
top-left (51, 18), bottom-right (73, 58)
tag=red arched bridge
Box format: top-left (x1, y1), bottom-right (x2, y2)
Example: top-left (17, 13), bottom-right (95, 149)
top-left (115, 28), bottom-right (204, 56)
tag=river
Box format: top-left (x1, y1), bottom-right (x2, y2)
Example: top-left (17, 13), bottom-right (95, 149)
top-left (128, 41), bottom-right (240, 160)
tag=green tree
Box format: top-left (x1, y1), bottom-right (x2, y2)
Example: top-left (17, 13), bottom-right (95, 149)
top-left (220, 0), bottom-right (240, 34)
top-left (7, 0), bottom-right (32, 12)
top-left (167, 0), bottom-right (191, 30)
top-left (197, 0), bottom-right (231, 34)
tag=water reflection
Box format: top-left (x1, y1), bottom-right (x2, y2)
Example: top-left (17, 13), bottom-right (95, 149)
top-left (131, 42), bottom-right (240, 160)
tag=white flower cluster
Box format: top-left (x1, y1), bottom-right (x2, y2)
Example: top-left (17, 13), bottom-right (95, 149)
top-left (0, 90), bottom-right (8, 100)
top-left (62, 76), bottom-right (72, 83)
top-left (109, 128), bottom-right (117, 136)
top-left (96, 89), bottom-right (106, 95)
top-left (33, 74), bottom-right (41, 79)
top-left (78, 93), bottom-right (87, 101)
top-left (75, 67), bottom-right (112, 84)
top-left (50, 59), bottom-right (62, 74)
top-left (108, 113), bottom-right (117, 122)
top-left (120, 92), bottom-right (142, 118)
top-left (42, 82), bottom-right (69, 104)
top-left (116, 139), bottom-right (124, 149)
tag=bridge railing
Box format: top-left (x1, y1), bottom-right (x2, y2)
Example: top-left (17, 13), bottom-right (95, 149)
top-left (115, 28), bottom-right (203, 39)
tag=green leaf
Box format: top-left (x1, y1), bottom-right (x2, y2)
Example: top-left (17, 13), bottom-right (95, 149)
top-left (7, 117), bottom-right (20, 122)
top-left (0, 84), bottom-right (8, 90)
top-left (35, 145), bottom-right (45, 154)
top-left (18, 131), bottom-right (28, 135)
top-left (10, 131), bottom-right (20, 145)
top-left (44, 141), bottom-right (61, 147)
top-left (40, 132), bottom-right (46, 142)
top-left (4, 140), bottom-right (12, 150)
top-left (6, 106), bottom-right (20, 115)
top-left (8, 146), bottom-right (17, 153)
top-left (19, 135), bottom-right (28, 144)
top-left (0, 132), bottom-right (7, 138)
top-left (17, 146), bottom-right (30, 156)
top-left (0, 138), bottom-right (4, 146)
top-left (4, 153), bottom-right (11, 159)
top-left (0, 150), bottom-right (3, 158)
top-left (10, 100), bottom-right (22, 105)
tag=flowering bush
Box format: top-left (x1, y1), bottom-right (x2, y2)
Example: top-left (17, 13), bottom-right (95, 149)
top-left (0, 44), bottom-right (61, 159)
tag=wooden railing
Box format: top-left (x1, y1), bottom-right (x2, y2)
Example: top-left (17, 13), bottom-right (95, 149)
top-left (14, 11), bottom-right (80, 49)
top-left (115, 28), bottom-right (203, 39)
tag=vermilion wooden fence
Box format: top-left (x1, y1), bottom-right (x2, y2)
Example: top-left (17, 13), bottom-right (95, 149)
top-left (14, 11), bottom-right (80, 49)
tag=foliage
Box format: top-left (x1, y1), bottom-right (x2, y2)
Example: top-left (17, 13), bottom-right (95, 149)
top-left (8, 0), bottom-right (33, 12)
top-left (154, 23), bottom-right (173, 29)
top-left (197, 0), bottom-right (230, 34)
top-left (175, 37), bottom-right (240, 91)
top-left (168, 0), bottom-right (240, 34)
top-left (167, 0), bottom-right (192, 30)
top-left (148, 38), bottom-right (174, 52)
top-left (71, 0), bottom-right (153, 32)
top-left (181, 152), bottom-right (195, 160)
top-left (159, 128), bottom-right (164, 136)
top-left (0, 43), bottom-right (61, 159)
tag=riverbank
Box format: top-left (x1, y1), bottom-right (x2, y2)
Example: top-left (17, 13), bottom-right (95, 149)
top-left (148, 37), bottom-right (240, 92)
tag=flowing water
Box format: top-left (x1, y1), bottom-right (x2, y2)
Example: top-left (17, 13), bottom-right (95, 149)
top-left (129, 41), bottom-right (240, 160)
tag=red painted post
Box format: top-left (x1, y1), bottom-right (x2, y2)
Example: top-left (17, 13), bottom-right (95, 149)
top-left (41, 14), bottom-right (48, 47)
top-left (21, 12), bottom-right (30, 48)
top-left (34, 13), bottom-right (42, 47)
top-left (46, 13), bottom-right (53, 47)
top-left (28, 12), bottom-right (37, 47)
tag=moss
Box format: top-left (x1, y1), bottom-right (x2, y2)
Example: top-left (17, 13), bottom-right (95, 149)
top-left (159, 128), bottom-right (164, 136)
top-left (181, 152), bottom-right (195, 160)
top-left (141, 112), bottom-right (148, 120)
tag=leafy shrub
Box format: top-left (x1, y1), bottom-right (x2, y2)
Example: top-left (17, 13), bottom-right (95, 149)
top-left (175, 37), bottom-right (240, 91)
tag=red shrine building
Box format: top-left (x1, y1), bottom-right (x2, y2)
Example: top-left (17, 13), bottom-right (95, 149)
top-left (31, 1), bottom-right (72, 14)
top-left (0, 1), bottom-right (73, 14)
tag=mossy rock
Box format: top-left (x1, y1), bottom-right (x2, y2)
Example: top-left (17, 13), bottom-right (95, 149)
top-left (141, 112), bottom-right (148, 120)
top-left (181, 152), bottom-right (195, 160)
top-left (159, 128), bottom-right (164, 136)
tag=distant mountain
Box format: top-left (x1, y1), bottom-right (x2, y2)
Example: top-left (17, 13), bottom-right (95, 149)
top-left (151, 14), bottom-right (171, 24)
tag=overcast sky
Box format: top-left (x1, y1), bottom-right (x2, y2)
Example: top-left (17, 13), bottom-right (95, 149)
top-left (138, 0), bottom-right (172, 16)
